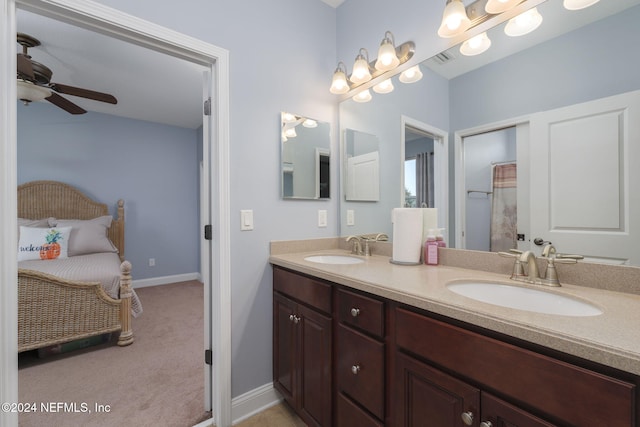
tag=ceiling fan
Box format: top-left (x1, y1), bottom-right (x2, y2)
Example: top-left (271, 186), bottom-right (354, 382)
top-left (16, 32), bottom-right (117, 114)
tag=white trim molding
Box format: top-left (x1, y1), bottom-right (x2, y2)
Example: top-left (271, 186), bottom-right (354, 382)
top-left (133, 272), bottom-right (202, 289)
top-left (1, 1), bottom-right (232, 426)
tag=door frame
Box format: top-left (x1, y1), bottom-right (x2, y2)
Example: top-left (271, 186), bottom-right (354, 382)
top-left (400, 115), bottom-right (449, 238)
top-left (0, 1), bottom-right (232, 426)
top-left (454, 115), bottom-right (530, 251)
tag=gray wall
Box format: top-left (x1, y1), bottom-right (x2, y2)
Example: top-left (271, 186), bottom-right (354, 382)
top-left (17, 102), bottom-right (200, 280)
top-left (90, 0), bottom-right (338, 398)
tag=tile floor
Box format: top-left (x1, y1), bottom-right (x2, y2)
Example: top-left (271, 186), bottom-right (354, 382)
top-left (235, 403), bottom-right (306, 427)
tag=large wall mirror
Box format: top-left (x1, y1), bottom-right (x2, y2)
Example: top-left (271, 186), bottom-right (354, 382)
top-left (338, 0), bottom-right (640, 265)
top-left (281, 112), bottom-right (331, 199)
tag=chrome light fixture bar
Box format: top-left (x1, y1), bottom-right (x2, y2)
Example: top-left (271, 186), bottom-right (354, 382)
top-left (329, 31), bottom-right (415, 95)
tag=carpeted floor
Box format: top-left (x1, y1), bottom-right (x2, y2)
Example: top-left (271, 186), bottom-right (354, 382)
top-left (18, 280), bottom-right (210, 427)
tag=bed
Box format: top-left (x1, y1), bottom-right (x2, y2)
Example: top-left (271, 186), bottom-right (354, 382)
top-left (17, 180), bottom-right (142, 352)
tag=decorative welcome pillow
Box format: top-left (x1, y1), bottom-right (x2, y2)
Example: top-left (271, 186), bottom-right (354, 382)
top-left (18, 226), bottom-right (72, 261)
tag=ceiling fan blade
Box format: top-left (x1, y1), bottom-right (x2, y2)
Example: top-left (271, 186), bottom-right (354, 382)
top-left (46, 92), bottom-right (87, 115)
top-left (50, 83), bottom-right (117, 104)
top-left (17, 54), bottom-right (34, 80)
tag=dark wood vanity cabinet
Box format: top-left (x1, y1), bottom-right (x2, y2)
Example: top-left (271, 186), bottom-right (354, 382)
top-left (393, 307), bottom-right (637, 427)
top-left (273, 267), bottom-right (332, 427)
top-left (272, 266), bottom-right (639, 427)
top-left (335, 288), bottom-right (386, 426)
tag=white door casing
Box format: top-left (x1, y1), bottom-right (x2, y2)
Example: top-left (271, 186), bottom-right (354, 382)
top-left (1, 1), bottom-right (232, 426)
top-left (529, 90), bottom-right (640, 265)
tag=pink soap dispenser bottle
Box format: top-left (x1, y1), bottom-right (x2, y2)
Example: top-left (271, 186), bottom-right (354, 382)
top-left (424, 229), bottom-right (438, 265)
top-left (436, 228), bottom-right (447, 248)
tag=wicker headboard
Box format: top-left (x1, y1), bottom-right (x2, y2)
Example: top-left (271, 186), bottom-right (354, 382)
top-left (17, 180), bottom-right (126, 261)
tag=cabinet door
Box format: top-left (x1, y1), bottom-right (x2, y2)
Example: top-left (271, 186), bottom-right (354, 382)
top-left (298, 303), bottom-right (332, 427)
top-left (394, 351), bottom-right (480, 427)
top-left (337, 324), bottom-right (385, 420)
top-left (482, 393), bottom-right (557, 427)
top-left (273, 293), bottom-right (297, 403)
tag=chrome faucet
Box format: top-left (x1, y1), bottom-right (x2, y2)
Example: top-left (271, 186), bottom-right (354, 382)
top-left (346, 235), bottom-right (363, 255)
top-left (520, 251), bottom-right (542, 285)
top-left (500, 246), bottom-right (583, 287)
top-left (346, 233), bottom-right (388, 256)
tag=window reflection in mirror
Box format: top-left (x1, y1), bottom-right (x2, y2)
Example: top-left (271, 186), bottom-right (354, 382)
top-left (343, 129), bottom-right (380, 201)
top-left (281, 112), bottom-right (330, 199)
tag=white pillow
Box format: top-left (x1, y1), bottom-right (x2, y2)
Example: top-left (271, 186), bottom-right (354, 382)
top-left (17, 218), bottom-right (52, 240)
top-left (18, 226), bottom-right (72, 261)
top-left (48, 216), bottom-right (118, 256)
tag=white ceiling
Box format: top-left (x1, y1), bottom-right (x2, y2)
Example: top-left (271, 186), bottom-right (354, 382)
top-left (16, 0), bottom-right (638, 130)
top-left (17, 9), bottom-right (207, 129)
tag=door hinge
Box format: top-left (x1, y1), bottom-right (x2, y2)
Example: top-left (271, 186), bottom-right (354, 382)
top-left (204, 98), bottom-right (212, 116)
top-left (205, 349), bottom-right (212, 365)
top-left (204, 224), bottom-right (212, 240)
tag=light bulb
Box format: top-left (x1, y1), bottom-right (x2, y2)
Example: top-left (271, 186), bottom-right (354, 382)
top-left (352, 89), bottom-right (372, 103)
top-left (373, 79), bottom-right (394, 94)
top-left (399, 65), bottom-right (423, 84)
top-left (505, 7), bottom-right (543, 37)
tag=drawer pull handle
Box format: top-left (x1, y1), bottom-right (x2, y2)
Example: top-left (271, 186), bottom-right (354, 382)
top-left (350, 308), bottom-right (360, 317)
top-left (351, 365), bottom-right (360, 375)
top-left (289, 314), bottom-right (300, 324)
top-left (480, 422), bottom-right (493, 427)
top-left (461, 411), bottom-right (474, 426)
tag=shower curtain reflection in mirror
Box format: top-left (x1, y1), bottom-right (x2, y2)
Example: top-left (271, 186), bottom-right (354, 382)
top-left (463, 127), bottom-right (517, 251)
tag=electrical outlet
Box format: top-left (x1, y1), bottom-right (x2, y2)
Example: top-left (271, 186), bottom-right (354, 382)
top-left (149, 258), bottom-right (155, 267)
top-left (318, 210), bottom-right (327, 227)
top-left (347, 210), bottom-right (355, 226)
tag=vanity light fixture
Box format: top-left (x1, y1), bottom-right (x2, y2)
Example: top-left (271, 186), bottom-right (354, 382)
top-left (485, 0), bottom-right (523, 14)
top-left (399, 65), bottom-right (423, 84)
top-left (329, 61), bottom-right (349, 95)
top-left (504, 7), bottom-right (543, 37)
top-left (352, 89), bottom-right (372, 103)
top-left (460, 32), bottom-right (491, 56)
top-left (563, 0), bottom-right (600, 10)
top-left (282, 112), bottom-right (297, 123)
top-left (351, 48), bottom-right (373, 85)
top-left (302, 119), bottom-right (318, 128)
top-left (375, 31), bottom-right (400, 72)
top-left (373, 78), bottom-right (394, 94)
top-left (438, 0), bottom-right (472, 38)
top-left (284, 126), bottom-right (297, 138)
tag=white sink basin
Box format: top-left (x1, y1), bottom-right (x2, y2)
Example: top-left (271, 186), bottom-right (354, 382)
top-left (304, 255), bottom-right (364, 265)
top-left (446, 281), bottom-right (602, 317)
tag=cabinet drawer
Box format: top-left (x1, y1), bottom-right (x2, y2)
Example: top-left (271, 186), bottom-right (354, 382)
top-left (336, 393), bottom-right (383, 427)
top-left (273, 267), bottom-right (332, 314)
top-left (337, 324), bottom-right (384, 420)
top-left (395, 307), bottom-right (636, 427)
top-left (337, 288), bottom-right (384, 338)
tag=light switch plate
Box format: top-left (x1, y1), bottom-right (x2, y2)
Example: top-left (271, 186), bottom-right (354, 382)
top-left (240, 209), bottom-right (254, 231)
top-left (346, 209), bottom-right (355, 226)
top-left (318, 210), bottom-right (327, 227)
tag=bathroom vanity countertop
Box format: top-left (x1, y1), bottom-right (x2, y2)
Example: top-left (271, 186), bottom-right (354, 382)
top-left (270, 249), bottom-right (640, 376)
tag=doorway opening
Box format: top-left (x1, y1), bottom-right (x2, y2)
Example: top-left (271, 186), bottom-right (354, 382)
top-left (400, 116), bottom-right (449, 239)
top-left (2, 1), bottom-right (231, 426)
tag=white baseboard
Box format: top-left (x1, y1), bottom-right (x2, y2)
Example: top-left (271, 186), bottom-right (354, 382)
top-left (231, 383), bottom-right (282, 425)
top-left (190, 383), bottom-right (281, 427)
top-left (133, 272), bottom-right (201, 289)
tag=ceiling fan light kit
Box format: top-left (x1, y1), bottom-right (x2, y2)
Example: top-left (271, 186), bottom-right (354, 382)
top-left (16, 32), bottom-right (117, 114)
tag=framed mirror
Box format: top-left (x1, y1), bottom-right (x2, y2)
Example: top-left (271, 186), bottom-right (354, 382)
top-left (281, 112), bottom-right (330, 199)
top-left (337, 0), bottom-right (640, 265)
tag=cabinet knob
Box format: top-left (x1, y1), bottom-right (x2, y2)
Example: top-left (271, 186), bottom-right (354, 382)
top-left (480, 422), bottom-right (493, 427)
top-left (289, 314), bottom-right (300, 324)
top-left (350, 308), bottom-right (360, 317)
top-left (461, 411), bottom-right (474, 426)
top-left (351, 364), bottom-right (360, 375)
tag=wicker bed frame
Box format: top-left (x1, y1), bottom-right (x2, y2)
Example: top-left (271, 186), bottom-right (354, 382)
top-left (17, 180), bottom-right (134, 352)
